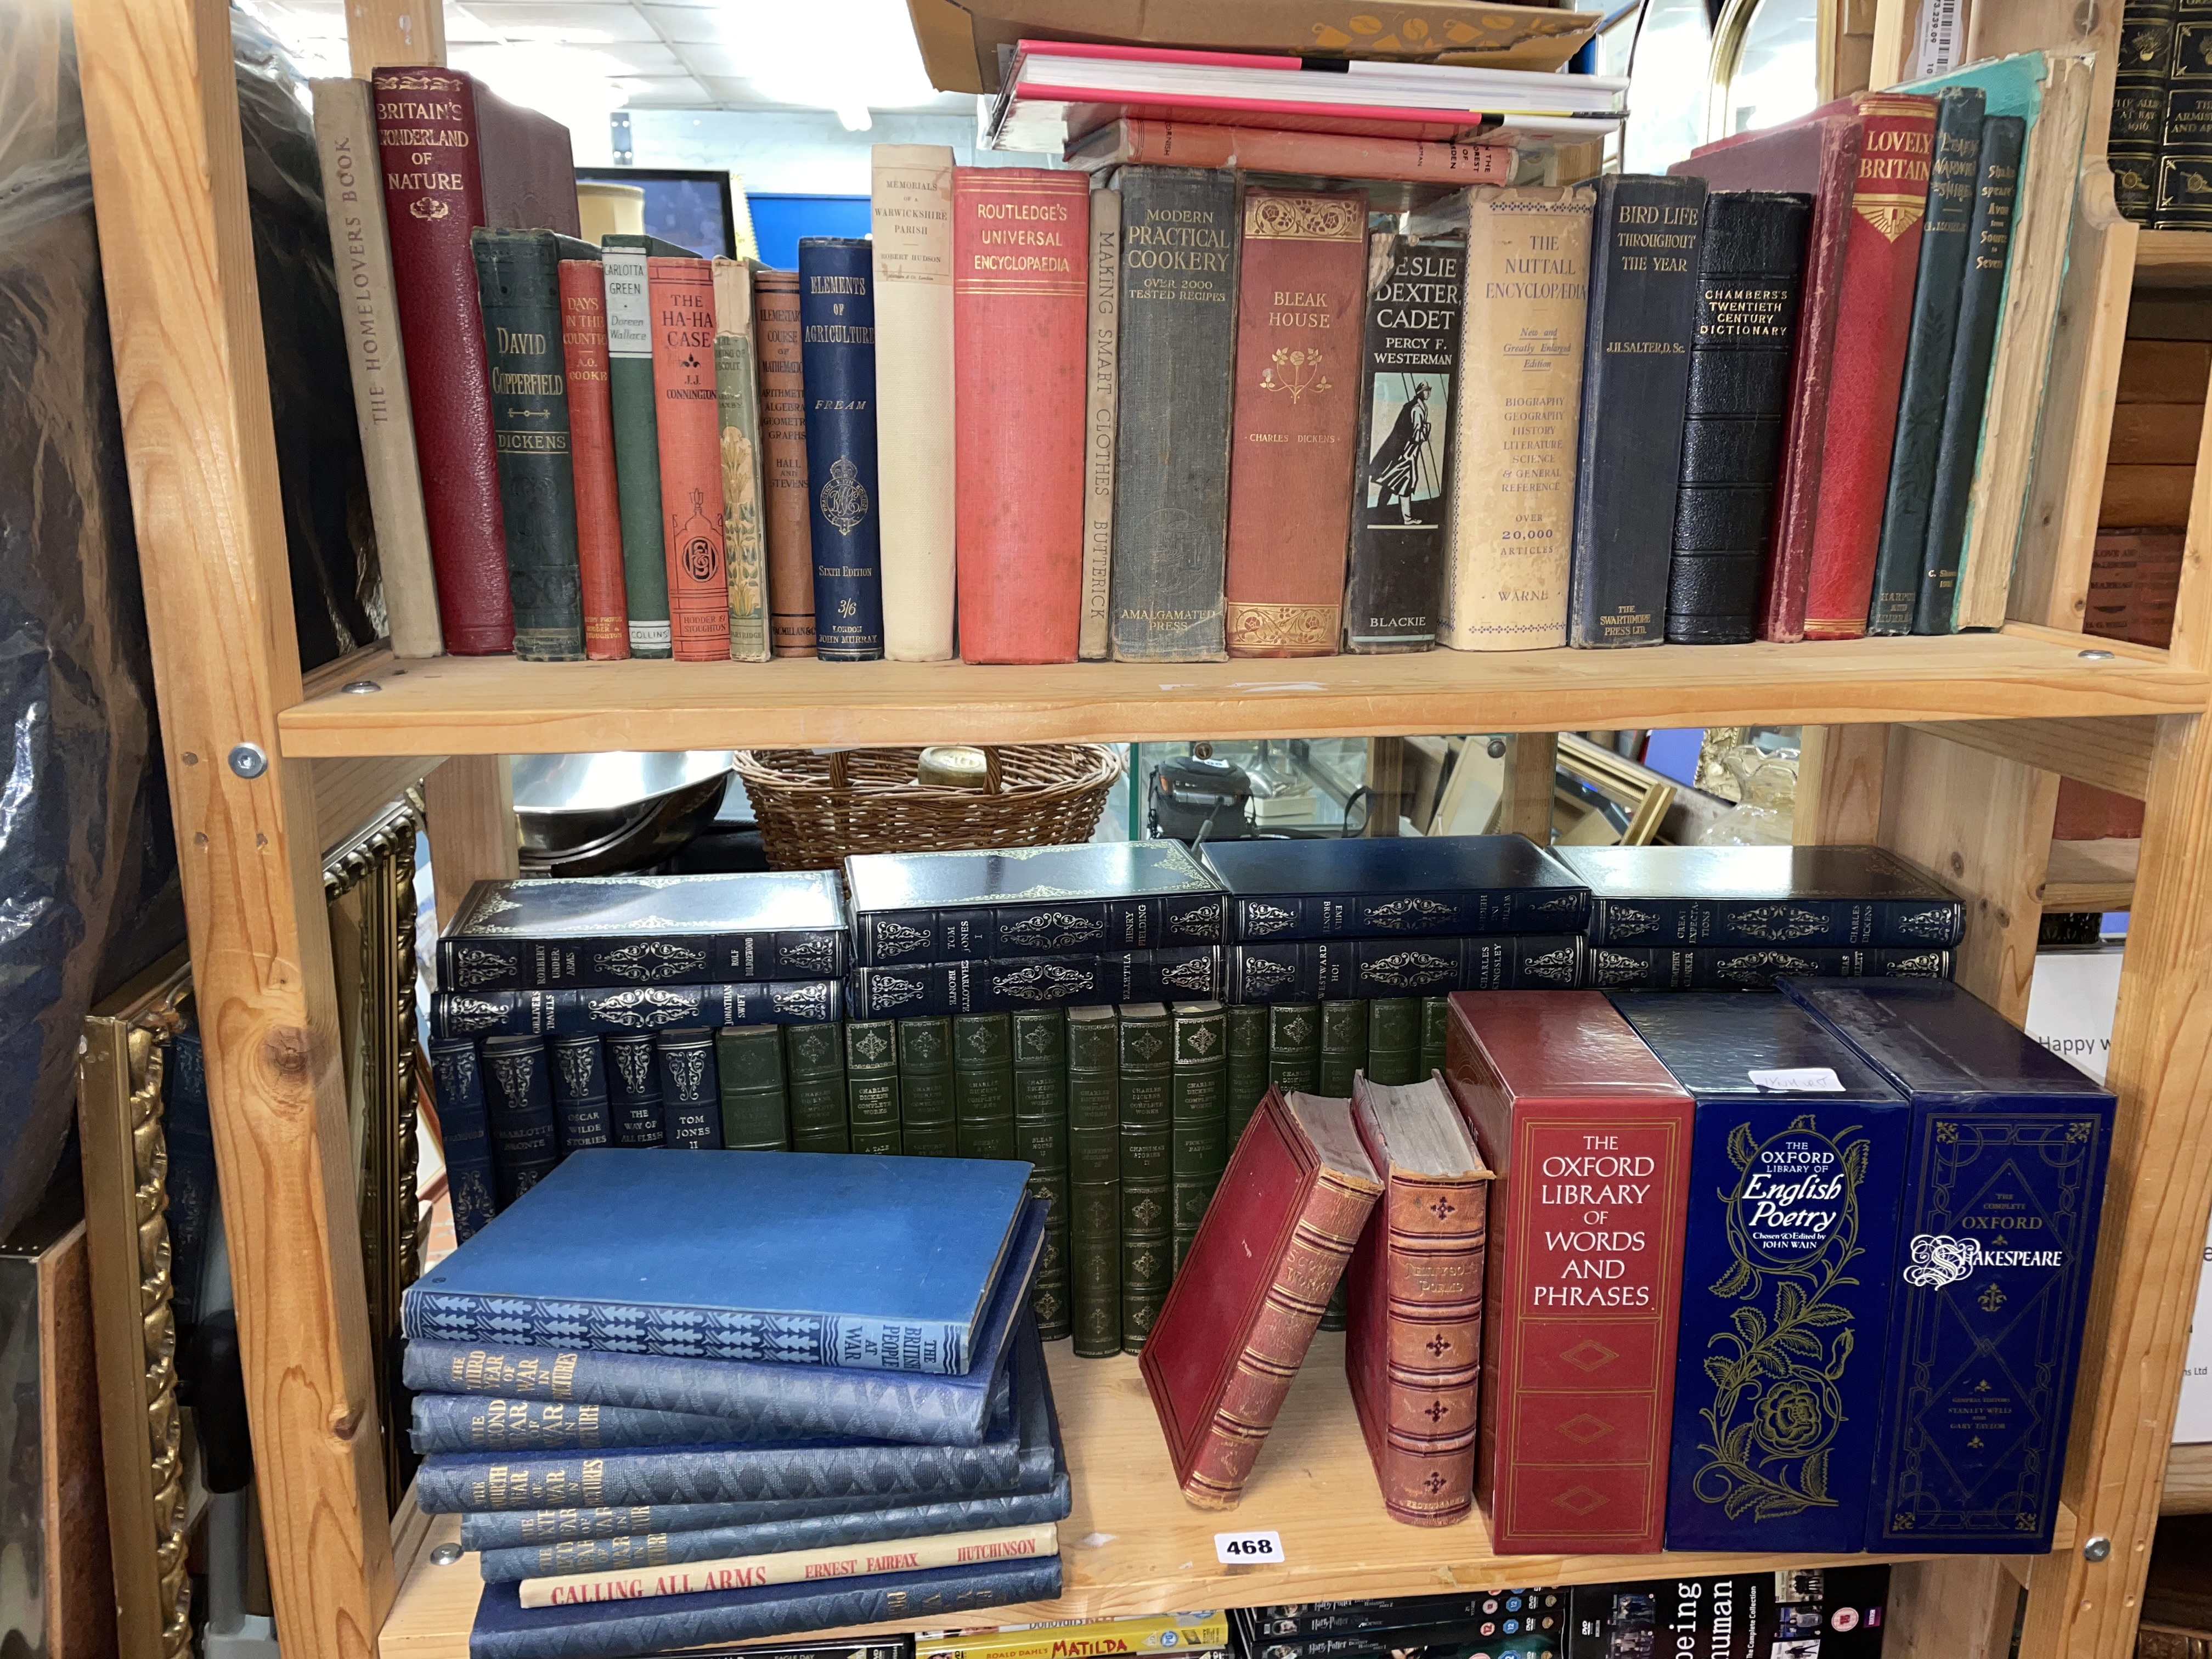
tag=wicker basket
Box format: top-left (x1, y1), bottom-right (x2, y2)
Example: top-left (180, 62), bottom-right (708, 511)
top-left (731, 745), bottom-right (1125, 871)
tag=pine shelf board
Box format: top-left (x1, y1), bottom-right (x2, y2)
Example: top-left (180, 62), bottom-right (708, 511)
top-left (2042, 838), bottom-right (2141, 911)
top-left (285, 631), bottom-right (2207, 760)
top-left (378, 1334), bottom-right (2069, 1656)
top-left (2165, 1442), bottom-right (2212, 1515)
top-left (2135, 229), bottom-right (2212, 290)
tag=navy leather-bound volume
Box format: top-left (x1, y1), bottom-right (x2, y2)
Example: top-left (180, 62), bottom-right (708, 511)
top-left (847, 947), bottom-right (1222, 1019)
top-left (479, 1035), bottom-right (560, 1206)
top-left (1606, 993), bottom-right (1910, 1553)
top-left (1570, 174), bottom-right (1707, 647)
top-left (1666, 190), bottom-right (1810, 644)
top-left (846, 842), bottom-right (1225, 966)
top-left (546, 1034), bottom-right (612, 1153)
top-left (162, 1023), bottom-right (218, 1327)
top-left (410, 1393), bottom-right (742, 1454)
top-left (1583, 944), bottom-right (1953, 990)
top-left (602, 1032), bottom-right (665, 1147)
top-left (430, 1037), bottom-right (500, 1243)
top-left (1227, 933), bottom-right (1582, 1001)
top-left (1201, 832), bottom-right (1590, 941)
top-left (798, 238), bottom-right (884, 660)
top-left (1779, 980), bottom-right (2117, 1553)
top-left (432, 979), bottom-right (843, 1041)
top-left (1556, 843), bottom-right (1965, 947)
top-left (655, 1026), bottom-right (721, 1149)
top-left (1869, 88), bottom-right (1985, 635)
top-left (439, 871), bottom-right (848, 991)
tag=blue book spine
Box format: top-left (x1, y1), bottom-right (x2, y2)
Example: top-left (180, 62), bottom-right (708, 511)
top-left (162, 1025), bottom-right (218, 1329)
top-left (1228, 886), bottom-right (1592, 942)
top-left (479, 1036), bottom-right (560, 1206)
top-left (848, 949), bottom-right (1222, 1020)
top-left (1227, 935), bottom-right (1583, 1002)
top-left (656, 1028), bottom-right (722, 1149)
top-left (437, 927), bottom-right (848, 992)
top-left (1662, 1099), bottom-right (1909, 1553)
top-left (602, 1034), bottom-right (665, 1147)
top-left (1865, 1098), bottom-right (2114, 1551)
top-left (430, 1038), bottom-right (501, 1243)
top-left (1587, 895), bottom-right (1966, 949)
top-left (546, 1036), bottom-right (612, 1153)
top-left (797, 238), bottom-right (882, 662)
top-left (468, 1557), bottom-right (1062, 1659)
top-left (1582, 945), bottom-right (1954, 991)
top-left (459, 1485), bottom-right (1012, 1550)
top-left (431, 979), bottom-right (842, 1041)
top-left (476, 1475), bottom-right (1073, 1580)
top-left (855, 895), bottom-right (1228, 966)
top-left (411, 1393), bottom-right (740, 1453)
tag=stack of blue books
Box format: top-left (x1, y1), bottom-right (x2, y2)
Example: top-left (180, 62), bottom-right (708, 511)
top-left (398, 1152), bottom-right (1070, 1659)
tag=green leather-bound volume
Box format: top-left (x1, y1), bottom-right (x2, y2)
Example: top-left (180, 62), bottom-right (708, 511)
top-left (844, 1020), bottom-right (901, 1147)
top-left (784, 1022), bottom-right (848, 1151)
top-left (1012, 1009), bottom-right (1068, 1125)
top-left (602, 233), bottom-right (690, 657)
top-left (714, 1025), bottom-right (788, 1150)
top-left (895, 1017), bottom-right (955, 1155)
top-left (1170, 1002), bottom-right (1228, 1250)
top-left (952, 1014), bottom-right (1015, 1160)
top-left (1227, 1003), bottom-right (1267, 1142)
top-left (1367, 996), bottom-right (1421, 1086)
top-left (1317, 1275), bottom-right (1350, 1333)
top-left (1420, 996), bottom-right (1449, 1080)
top-left (1266, 1001), bottom-right (1321, 1096)
top-left (1318, 998), bottom-right (1368, 1097)
top-left (1069, 1178), bottom-right (1121, 1358)
top-left (1117, 1003), bottom-right (1172, 1127)
top-left (1066, 1006), bottom-right (1121, 1357)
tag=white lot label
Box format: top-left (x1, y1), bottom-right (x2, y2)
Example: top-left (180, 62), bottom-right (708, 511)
top-left (1214, 1530), bottom-right (1284, 1565)
top-left (1748, 1067), bottom-right (1845, 1092)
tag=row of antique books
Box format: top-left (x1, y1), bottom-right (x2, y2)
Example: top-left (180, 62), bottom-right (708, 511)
top-left (2111, 0), bottom-right (2212, 227)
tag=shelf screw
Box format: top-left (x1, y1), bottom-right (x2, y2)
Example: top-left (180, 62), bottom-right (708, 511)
top-left (1487, 738), bottom-right (1508, 759)
top-left (228, 742), bottom-right (268, 779)
top-left (341, 679), bottom-right (383, 695)
top-left (2084, 1536), bottom-right (2112, 1562)
top-left (2078, 649), bottom-right (2116, 661)
top-left (431, 1543), bottom-right (463, 1566)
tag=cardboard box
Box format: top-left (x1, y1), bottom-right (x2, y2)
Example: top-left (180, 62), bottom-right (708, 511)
top-left (907, 0), bottom-right (1597, 97)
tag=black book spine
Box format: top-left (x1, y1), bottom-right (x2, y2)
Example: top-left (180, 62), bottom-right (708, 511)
top-left (1228, 884), bottom-right (1592, 942)
top-left (798, 237), bottom-right (883, 660)
top-left (603, 1032), bottom-right (665, 1147)
top-left (1229, 935), bottom-right (1584, 1001)
top-left (856, 896), bottom-right (1222, 965)
top-left (654, 1027), bottom-right (721, 1149)
top-left (1869, 89), bottom-right (1985, 636)
top-left (479, 1035), bottom-right (560, 1206)
top-left (1568, 173), bottom-right (1707, 648)
top-left (546, 1034), bottom-right (613, 1153)
top-left (430, 980), bottom-right (843, 1040)
top-left (1915, 115), bottom-right (2023, 634)
top-left (1109, 166), bottom-right (1240, 662)
top-left (846, 949), bottom-right (1222, 1019)
top-left (1579, 944), bottom-right (1954, 990)
top-left (2157, 2), bottom-right (2212, 228)
top-left (2112, 0), bottom-right (2180, 220)
top-left (1664, 190), bottom-right (1811, 644)
top-left (1344, 232), bottom-right (1467, 653)
top-left (1586, 894), bottom-right (1965, 947)
top-left (437, 927), bottom-right (850, 992)
top-left (428, 1037), bottom-right (499, 1242)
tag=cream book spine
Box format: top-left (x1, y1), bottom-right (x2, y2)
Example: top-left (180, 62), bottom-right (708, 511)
top-left (309, 77), bottom-right (443, 657)
top-left (711, 257), bottom-right (771, 661)
top-left (1438, 184), bottom-right (1595, 652)
top-left (518, 1521), bottom-right (1058, 1609)
top-left (871, 144), bottom-right (957, 661)
top-left (1079, 185), bottom-right (1121, 661)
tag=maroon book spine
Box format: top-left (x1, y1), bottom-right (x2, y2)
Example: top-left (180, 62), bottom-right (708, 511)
top-left (559, 260), bottom-right (629, 659)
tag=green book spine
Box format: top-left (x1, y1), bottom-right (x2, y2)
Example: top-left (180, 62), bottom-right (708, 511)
top-left (1118, 1002), bottom-right (1172, 1352)
top-left (1170, 1002), bottom-right (1229, 1255)
top-left (472, 228), bottom-right (584, 661)
top-left (1066, 1005), bottom-right (1121, 1357)
top-left (713, 1026), bottom-right (788, 1149)
top-left (1318, 998), bottom-right (1368, 1097)
top-left (952, 1014), bottom-right (1015, 1161)
top-left (1227, 1002), bottom-right (1267, 1143)
top-left (1366, 996), bottom-right (1421, 1087)
top-left (601, 237), bottom-right (673, 657)
top-left (1419, 996), bottom-right (1449, 1080)
top-left (1012, 1009), bottom-right (1071, 1340)
top-left (1317, 1273), bottom-right (1350, 1333)
top-left (844, 1020), bottom-right (901, 1146)
top-left (1011, 1009), bottom-right (1068, 1130)
top-left (1069, 1179), bottom-right (1120, 1359)
top-left (895, 1017), bottom-right (955, 1155)
top-left (784, 1022), bottom-right (847, 1151)
top-left (1267, 1001), bottom-right (1321, 1096)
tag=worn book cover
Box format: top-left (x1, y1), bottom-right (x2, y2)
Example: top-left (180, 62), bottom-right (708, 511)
top-left (1080, 187), bottom-right (1122, 659)
top-left (557, 257), bottom-right (630, 658)
top-left (753, 268), bottom-right (815, 655)
top-left (873, 145), bottom-right (959, 661)
top-left (648, 256), bottom-right (732, 661)
top-left (799, 238), bottom-right (885, 660)
top-left (602, 234), bottom-right (690, 658)
top-left (711, 258), bottom-right (771, 660)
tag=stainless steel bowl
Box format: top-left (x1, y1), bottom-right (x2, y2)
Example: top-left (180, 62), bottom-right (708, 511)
top-left (511, 750), bottom-right (737, 873)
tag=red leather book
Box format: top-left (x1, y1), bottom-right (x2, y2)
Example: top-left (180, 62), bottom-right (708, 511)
top-left (1223, 188), bottom-right (1367, 657)
top-left (1440, 991), bottom-right (1692, 1555)
top-left (647, 257), bottom-right (731, 662)
top-left (558, 259), bottom-right (629, 661)
top-left (372, 66), bottom-right (578, 654)
top-left (753, 269), bottom-right (815, 657)
top-left (952, 168), bottom-right (1089, 663)
top-left (1139, 1087), bottom-right (1382, 1508)
top-left (1345, 1073), bottom-right (1492, 1527)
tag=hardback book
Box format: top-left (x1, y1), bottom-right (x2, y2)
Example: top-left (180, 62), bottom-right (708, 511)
top-left (1344, 228), bottom-right (1468, 653)
top-left (788, 1023), bottom-right (850, 1153)
top-left (481, 1034), bottom-right (560, 1205)
top-left (1780, 979), bottom-right (2117, 1552)
top-left (847, 1020), bottom-right (902, 1155)
top-left (556, 254), bottom-right (630, 658)
top-left (605, 1032), bottom-right (664, 1147)
top-left (656, 1027), bottom-right (721, 1149)
top-left (438, 871), bottom-right (848, 991)
top-left (1118, 1003), bottom-right (1174, 1351)
top-left (1567, 173), bottom-right (1707, 648)
top-left (1011, 1011), bottom-right (1071, 1338)
top-left (472, 228), bottom-right (588, 660)
top-left (1064, 119), bottom-right (1519, 187)
top-left (601, 232), bottom-right (691, 658)
top-left (716, 1025), bottom-right (789, 1150)
top-left (1228, 935), bottom-right (1584, 1002)
top-left (1866, 87), bottom-right (1986, 635)
top-left (548, 1033), bottom-right (612, 1153)
top-left (1080, 185), bottom-right (1121, 660)
top-left (899, 1017), bottom-right (957, 1158)
top-left (798, 237), bottom-right (884, 660)
top-left (848, 948), bottom-right (1223, 1021)
top-left (1227, 1003), bottom-right (1268, 1140)
top-left (1221, 187), bottom-right (1368, 658)
top-left (431, 980), bottom-right (842, 1041)
top-left (710, 257), bottom-right (771, 661)
top-left (1604, 992), bottom-right (1910, 1553)
top-left (455, 1479), bottom-right (1059, 1551)
top-left (754, 268), bottom-right (816, 656)
top-left (1555, 844), bottom-right (1966, 948)
top-left (1318, 999), bottom-right (1367, 1098)
top-left (1581, 944), bottom-right (1953, 990)
top-left (2109, 0), bottom-right (2177, 220)
top-left (1664, 190), bottom-right (1810, 644)
top-left (952, 167), bottom-right (1090, 663)
top-left (2159, 15), bottom-right (2212, 228)
top-left (1365, 999), bottom-right (1423, 1088)
top-left (1066, 1004), bottom-right (1122, 1357)
top-left (1109, 166), bottom-right (1240, 662)
top-left (1266, 1002), bottom-right (1322, 1096)
top-left (308, 78), bottom-right (440, 657)
top-left (1438, 185), bottom-right (1594, 653)
top-left (371, 65), bottom-right (579, 655)
top-left (1169, 1002), bottom-right (1231, 1263)
top-left (1200, 833), bottom-right (1592, 941)
top-left (409, 1393), bottom-right (741, 1454)
top-left (873, 145), bottom-right (958, 662)
top-left (648, 254), bottom-right (731, 661)
top-left (403, 1150), bottom-right (1034, 1372)
top-left (429, 1037), bottom-right (499, 1244)
top-left (1345, 1073), bottom-right (1493, 1526)
top-left (1138, 1087), bottom-right (1383, 1506)
top-left (1440, 990), bottom-right (1695, 1553)
top-left (1420, 996), bottom-right (1449, 1079)
top-left (845, 841), bottom-right (1225, 965)
top-left (952, 1014), bottom-right (1016, 1163)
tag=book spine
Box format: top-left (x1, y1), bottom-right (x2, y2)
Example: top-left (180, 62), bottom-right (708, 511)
top-left (410, 1394), bottom-right (740, 1454)
top-left (479, 1037), bottom-right (560, 1205)
top-left (922, 1610), bottom-right (1225, 1659)
top-left (1169, 1004), bottom-right (1229, 1268)
top-left (785, 1023), bottom-right (849, 1152)
top-left (715, 1026), bottom-right (789, 1150)
top-left (1419, 997), bottom-right (1448, 1079)
top-left (2156, 10), bottom-right (2212, 228)
top-left (1066, 1006), bottom-right (1122, 1357)
top-left (857, 898), bottom-right (1222, 964)
top-left (2111, 0), bottom-right (2179, 221)
top-left (603, 1032), bottom-right (665, 1147)
top-left (370, 66), bottom-right (512, 654)
top-left (602, 240), bottom-right (672, 657)
top-left (432, 980), bottom-right (843, 1040)
top-left (896, 1017), bottom-right (957, 1156)
top-left (711, 259), bottom-right (771, 661)
top-left (1080, 187), bottom-right (1121, 660)
top-left (845, 1020), bottom-right (904, 1155)
top-left (1586, 892), bottom-right (1966, 947)
top-left (428, 1037), bottom-right (499, 1243)
top-left (655, 1028), bottom-right (721, 1149)
top-left (952, 1014), bottom-right (1016, 1160)
top-left (1317, 998), bottom-right (1367, 1097)
top-left (460, 1494), bottom-right (893, 1550)
top-left (1265, 1002), bottom-right (1321, 1095)
top-left (799, 238), bottom-right (884, 660)
top-left (1222, 188), bottom-right (1367, 657)
top-left (310, 78), bottom-right (441, 656)
top-left (753, 269), bottom-right (816, 654)
top-left (1228, 883), bottom-right (1592, 943)
top-left (1915, 115), bottom-right (2023, 633)
top-left (1226, 1003), bottom-right (1268, 1142)
top-left (438, 924), bottom-right (851, 991)
top-left (558, 260), bottom-right (631, 658)
top-left (1364, 997), bottom-right (1422, 1087)
top-left (1011, 1010), bottom-right (1071, 1339)
top-left (1568, 173), bottom-right (1707, 648)
top-left (1869, 89), bottom-right (1984, 635)
top-left (1439, 186), bottom-right (1593, 652)
top-left (547, 1035), bottom-right (613, 1153)
top-left (649, 257), bottom-right (731, 660)
top-left (1109, 167), bottom-right (1239, 662)
top-left (1801, 96), bottom-right (1937, 639)
top-left (158, 1029), bottom-right (215, 1332)
top-left (1118, 1004), bottom-right (1172, 1352)
top-left (873, 146), bottom-right (958, 662)
top-left (1231, 936), bottom-right (1584, 1001)
top-left (1580, 944), bottom-right (1954, 989)
top-left (848, 951), bottom-right (1221, 1019)
top-left (1070, 120), bottom-right (1520, 187)
top-left (1666, 191), bottom-right (1811, 644)
top-left (951, 168), bottom-right (1090, 663)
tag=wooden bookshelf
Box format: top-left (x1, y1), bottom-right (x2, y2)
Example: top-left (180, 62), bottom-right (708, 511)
top-left (2042, 838), bottom-right (2141, 911)
top-left (2134, 229), bottom-right (2212, 290)
top-left (2165, 1443), bottom-right (2212, 1515)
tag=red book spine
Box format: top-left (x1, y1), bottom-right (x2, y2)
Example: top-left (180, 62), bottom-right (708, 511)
top-left (1222, 189), bottom-right (1366, 657)
top-left (753, 270), bottom-right (815, 657)
top-left (952, 169), bottom-right (1090, 663)
top-left (558, 261), bottom-right (629, 661)
top-left (648, 258), bottom-right (730, 661)
top-left (1801, 95), bottom-right (1938, 640)
top-left (372, 65), bottom-right (514, 654)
